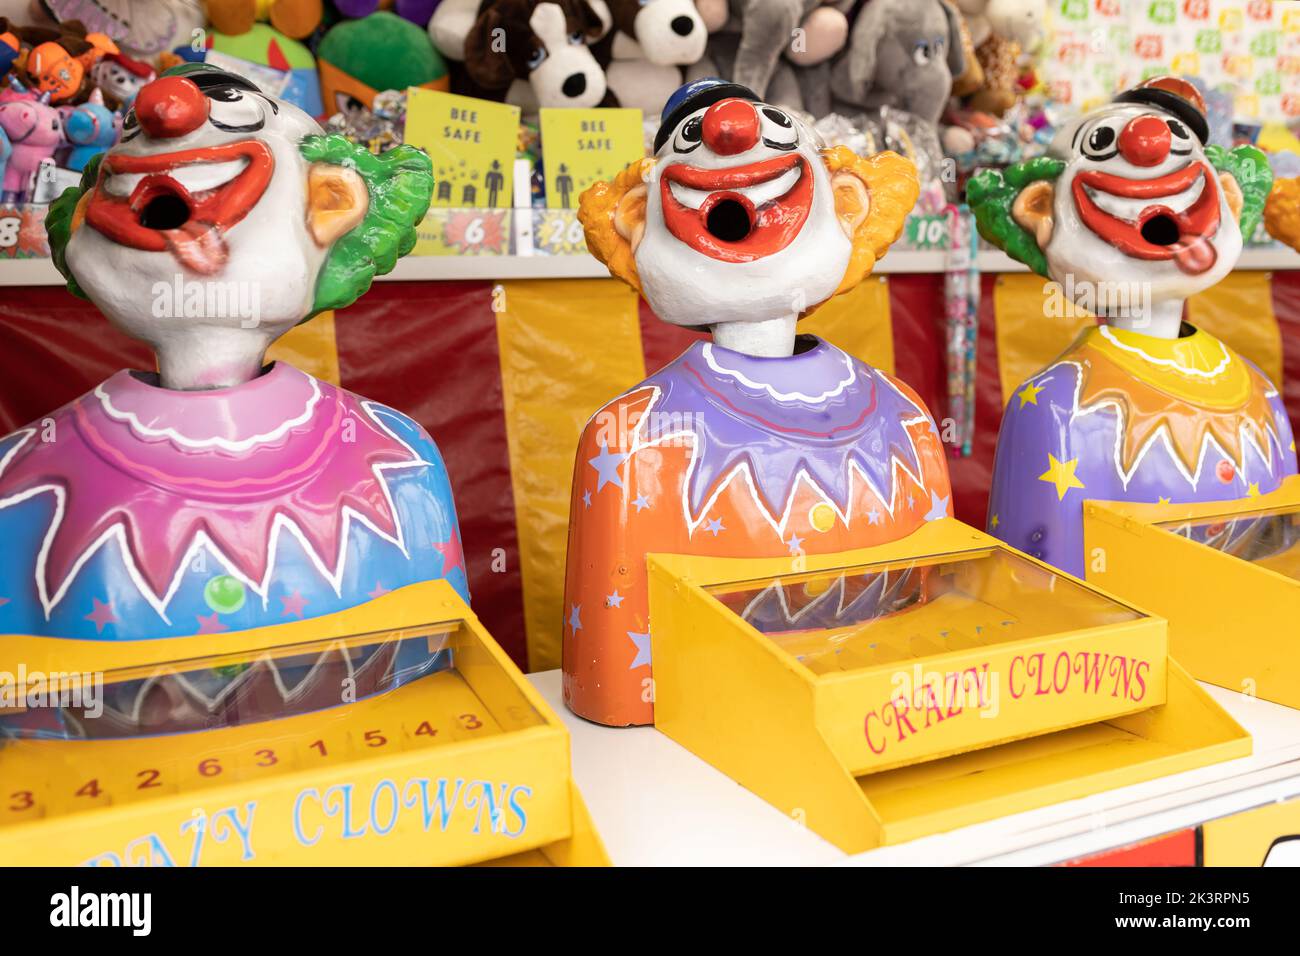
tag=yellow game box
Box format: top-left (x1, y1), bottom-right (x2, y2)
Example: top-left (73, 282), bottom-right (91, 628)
top-left (647, 519), bottom-right (1248, 853)
top-left (0, 580), bottom-right (606, 867)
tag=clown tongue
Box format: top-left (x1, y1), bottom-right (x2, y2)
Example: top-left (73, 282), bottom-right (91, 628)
top-left (164, 220), bottom-right (230, 276)
top-left (1172, 233), bottom-right (1216, 275)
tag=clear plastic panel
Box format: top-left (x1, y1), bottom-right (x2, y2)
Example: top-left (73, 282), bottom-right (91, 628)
top-left (706, 548), bottom-right (1143, 675)
top-left (1156, 505), bottom-right (1300, 582)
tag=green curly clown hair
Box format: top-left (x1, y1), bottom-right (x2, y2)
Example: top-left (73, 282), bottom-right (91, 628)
top-left (967, 145), bottom-right (1274, 277)
top-left (967, 157), bottom-right (1065, 277)
top-left (46, 111), bottom-right (432, 318)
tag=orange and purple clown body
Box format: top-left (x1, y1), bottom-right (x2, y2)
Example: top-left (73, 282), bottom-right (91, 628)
top-left (566, 79), bottom-right (942, 726)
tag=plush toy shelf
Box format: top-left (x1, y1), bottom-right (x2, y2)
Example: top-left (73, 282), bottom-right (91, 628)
top-left (646, 520), bottom-right (1249, 853)
top-left (1085, 474), bottom-right (1300, 711)
top-left (0, 580), bottom-right (607, 867)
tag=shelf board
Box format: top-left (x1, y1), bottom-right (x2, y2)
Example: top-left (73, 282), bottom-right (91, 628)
top-left (2, 247), bottom-right (1294, 287)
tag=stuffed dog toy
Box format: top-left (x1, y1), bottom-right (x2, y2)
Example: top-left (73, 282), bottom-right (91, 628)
top-left (594, 0), bottom-right (706, 115)
top-left (830, 0), bottom-right (965, 126)
top-left (566, 79), bottom-right (945, 726)
top-left (433, 0), bottom-right (616, 109)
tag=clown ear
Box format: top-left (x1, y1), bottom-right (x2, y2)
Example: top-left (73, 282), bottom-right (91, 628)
top-left (308, 163), bottom-right (370, 247)
top-left (822, 146), bottom-right (919, 296)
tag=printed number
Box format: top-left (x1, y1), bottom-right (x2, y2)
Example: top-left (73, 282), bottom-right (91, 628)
top-left (136, 769), bottom-right (162, 790)
top-left (464, 218), bottom-right (485, 246)
top-left (415, 721), bottom-right (437, 738)
top-left (309, 739), bottom-right (327, 757)
top-left (198, 758), bottom-right (222, 777)
top-left (9, 790), bottom-right (33, 811)
top-left (364, 729), bottom-right (387, 748)
top-left (458, 713), bottom-right (483, 730)
top-left (254, 749), bottom-right (277, 767)
top-left (0, 217), bottom-right (19, 248)
top-left (76, 779), bottom-right (102, 798)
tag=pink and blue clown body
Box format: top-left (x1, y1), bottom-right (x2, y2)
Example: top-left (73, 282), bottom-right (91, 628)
top-left (0, 64), bottom-right (462, 737)
top-left (969, 77), bottom-right (1296, 578)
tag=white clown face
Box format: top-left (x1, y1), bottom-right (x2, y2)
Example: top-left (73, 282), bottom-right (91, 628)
top-left (635, 96), bottom-right (852, 327)
top-left (68, 70), bottom-right (333, 358)
top-left (1044, 101), bottom-right (1241, 305)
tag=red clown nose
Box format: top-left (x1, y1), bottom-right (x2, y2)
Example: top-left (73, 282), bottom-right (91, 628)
top-left (133, 75), bottom-right (209, 138)
top-left (1118, 115), bottom-right (1172, 167)
top-left (701, 98), bottom-right (760, 155)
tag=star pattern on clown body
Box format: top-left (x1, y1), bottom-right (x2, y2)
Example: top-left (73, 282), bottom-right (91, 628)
top-left (1017, 382), bottom-right (1045, 408)
top-left (588, 442), bottom-right (629, 492)
top-left (433, 527), bottom-right (464, 576)
top-left (582, 490), bottom-right (592, 508)
top-left (990, 513), bottom-right (1000, 529)
top-left (1247, 482), bottom-right (1261, 497)
top-left (1157, 496), bottom-right (1171, 505)
top-left (368, 582), bottom-right (391, 600)
top-left (867, 508), bottom-right (882, 525)
top-left (84, 597), bottom-right (117, 634)
top-left (281, 590), bottom-right (308, 618)
top-left (787, 533), bottom-right (805, 554)
top-left (568, 604), bottom-right (583, 634)
top-left (196, 612), bottom-right (227, 634)
top-left (1038, 454), bottom-right (1086, 501)
top-left (705, 517), bottom-right (725, 536)
top-left (924, 491), bottom-right (949, 521)
top-left (606, 589), bottom-right (624, 608)
top-left (633, 494), bottom-right (651, 512)
top-left (627, 631), bottom-right (652, 669)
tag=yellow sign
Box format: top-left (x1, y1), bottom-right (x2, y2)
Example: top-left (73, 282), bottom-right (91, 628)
top-left (539, 107), bottom-right (644, 209)
top-left (405, 88), bottom-right (519, 210)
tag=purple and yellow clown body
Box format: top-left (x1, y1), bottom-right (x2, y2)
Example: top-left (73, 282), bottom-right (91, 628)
top-left (988, 324), bottom-right (1297, 577)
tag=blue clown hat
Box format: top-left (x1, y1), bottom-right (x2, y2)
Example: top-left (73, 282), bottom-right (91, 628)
top-left (655, 77), bottom-right (759, 154)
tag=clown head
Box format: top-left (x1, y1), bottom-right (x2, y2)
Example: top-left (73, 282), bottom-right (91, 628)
top-left (46, 63), bottom-right (433, 390)
top-left (579, 78), bottom-right (918, 356)
top-left (969, 77), bottom-right (1272, 337)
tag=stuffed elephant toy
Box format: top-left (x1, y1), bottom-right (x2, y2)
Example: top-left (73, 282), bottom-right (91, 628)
top-left (830, 0), bottom-right (965, 125)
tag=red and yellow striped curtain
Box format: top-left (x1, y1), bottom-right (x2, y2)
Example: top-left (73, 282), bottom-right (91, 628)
top-left (3, 270), bottom-right (1297, 670)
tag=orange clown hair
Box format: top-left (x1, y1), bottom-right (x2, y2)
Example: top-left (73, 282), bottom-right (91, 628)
top-left (577, 147), bottom-right (918, 316)
top-left (1265, 177), bottom-right (1300, 253)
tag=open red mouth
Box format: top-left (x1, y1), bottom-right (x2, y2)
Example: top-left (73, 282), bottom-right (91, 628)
top-left (1072, 161), bottom-right (1222, 275)
top-left (84, 140), bottom-right (275, 276)
top-left (660, 154), bottom-right (811, 262)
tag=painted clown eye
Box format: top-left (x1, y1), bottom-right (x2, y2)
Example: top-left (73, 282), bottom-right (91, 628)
top-left (206, 88), bottom-right (266, 132)
top-left (673, 114), bottom-right (703, 154)
top-left (760, 106), bottom-right (798, 150)
top-left (527, 46), bottom-right (548, 69)
top-left (1082, 121), bottom-right (1119, 160)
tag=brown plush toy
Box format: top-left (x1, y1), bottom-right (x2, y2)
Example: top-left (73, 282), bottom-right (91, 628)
top-left (207, 0), bottom-right (324, 41)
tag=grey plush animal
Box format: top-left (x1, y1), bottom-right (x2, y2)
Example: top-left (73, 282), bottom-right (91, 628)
top-left (830, 0), bottom-right (965, 125)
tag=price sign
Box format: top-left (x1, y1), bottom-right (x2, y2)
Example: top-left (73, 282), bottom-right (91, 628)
top-left (533, 210), bottom-right (589, 256)
top-left (906, 213), bottom-right (952, 250)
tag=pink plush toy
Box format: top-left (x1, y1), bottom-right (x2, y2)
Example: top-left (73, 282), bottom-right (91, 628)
top-left (0, 80), bottom-right (63, 203)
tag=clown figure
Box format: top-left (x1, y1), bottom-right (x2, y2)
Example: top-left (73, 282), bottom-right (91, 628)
top-left (566, 79), bottom-right (950, 726)
top-left (0, 65), bottom-right (462, 734)
top-left (970, 77), bottom-right (1296, 578)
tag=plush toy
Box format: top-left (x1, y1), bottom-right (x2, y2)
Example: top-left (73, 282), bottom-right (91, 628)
top-left (0, 125), bottom-right (10, 190)
top-left (336, 0), bottom-right (441, 22)
top-left (593, 0), bottom-right (706, 116)
top-left (454, 0), bottom-right (615, 109)
top-left (319, 10), bottom-right (449, 114)
top-left (829, 0), bottom-right (965, 126)
top-left (1266, 177), bottom-right (1300, 252)
top-left (23, 39), bottom-right (85, 102)
top-left (41, 0), bottom-right (207, 59)
top-left (0, 63), bottom-right (464, 736)
top-left (169, 24), bottom-right (325, 118)
top-left (59, 88), bottom-right (116, 171)
top-left (0, 79), bottom-right (62, 202)
top-left (954, 0), bottom-right (1044, 116)
top-left (566, 78), bottom-right (942, 725)
top-left (206, 0), bottom-right (324, 40)
top-left (969, 76), bottom-right (1293, 577)
top-left (90, 52), bottom-right (154, 109)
